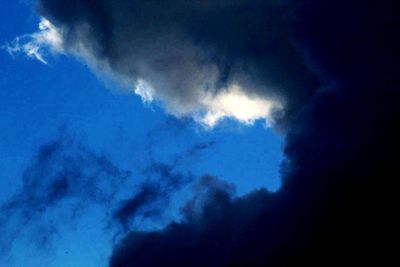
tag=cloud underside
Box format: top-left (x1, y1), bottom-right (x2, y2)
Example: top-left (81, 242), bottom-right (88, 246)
top-left (7, 0), bottom-right (320, 127)
top-left (8, 17), bottom-right (282, 127)
top-left (6, 16), bottom-right (283, 127)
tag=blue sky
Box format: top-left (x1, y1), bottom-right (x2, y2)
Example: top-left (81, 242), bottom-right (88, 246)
top-left (0, 2), bottom-right (283, 266)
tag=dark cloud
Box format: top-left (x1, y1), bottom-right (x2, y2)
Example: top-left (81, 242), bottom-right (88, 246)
top-left (19, 0), bottom-right (399, 266)
top-left (107, 1), bottom-right (398, 266)
top-left (114, 140), bottom-right (216, 231)
top-left (110, 176), bottom-right (274, 267)
top-left (114, 182), bottom-right (160, 231)
top-left (0, 122), bottom-right (218, 261)
top-left (37, 0), bottom-right (320, 125)
top-left (0, 136), bottom-right (130, 254)
top-left (113, 163), bottom-right (193, 231)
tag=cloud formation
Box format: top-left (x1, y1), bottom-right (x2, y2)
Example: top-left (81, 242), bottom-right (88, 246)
top-left (107, 0), bottom-right (398, 266)
top-left (113, 140), bottom-right (215, 231)
top-left (0, 127), bottom-right (218, 263)
top-left (4, 17), bottom-right (63, 64)
top-left (7, 0), bottom-right (321, 127)
top-left (0, 136), bottom-right (130, 256)
top-left (5, 0), bottom-right (398, 266)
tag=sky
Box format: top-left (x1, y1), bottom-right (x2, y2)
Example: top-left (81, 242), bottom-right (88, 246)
top-left (0, 1), bottom-right (398, 267)
top-left (0, 1), bottom-right (283, 266)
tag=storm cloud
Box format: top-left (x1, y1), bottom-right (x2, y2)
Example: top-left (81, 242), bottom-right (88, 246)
top-left (9, 0), bottom-right (399, 266)
top-left (107, 0), bottom-right (398, 266)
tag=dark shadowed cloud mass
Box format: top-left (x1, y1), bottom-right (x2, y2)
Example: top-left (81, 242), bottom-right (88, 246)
top-left (4, 0), bottom-right (399, 266)
top-left (104, 0), bottom-right (396, 266)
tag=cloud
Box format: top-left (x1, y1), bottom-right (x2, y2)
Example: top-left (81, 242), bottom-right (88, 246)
top-left (196, 84), bottom-right (281, 127)
top-left (8, 0), bottom-right (320, 127)
top-left (110, 176), bottom-right (273, 267)
top-left (108, 0), bottom-right (398, 266)
top-left (113, 140), bottom-right (216, 231)
top-left (5, 0), bottom-right (398, 266)
top-left (0, 135), bottom-right (130, 255)
top-left (4, 18), bottom-right (63, 64)
top-left (0, 121), bottom-right (219, 264)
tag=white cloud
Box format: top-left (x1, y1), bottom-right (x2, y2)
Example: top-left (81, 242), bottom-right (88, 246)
top-left (199, 84), bottom-right (281, 127)
top-left (134, 80), bottom-right (282, 128)
top-left (4, 18), bottom-right (63, 64)
top-left (134, 79), bottom-right (155, 103)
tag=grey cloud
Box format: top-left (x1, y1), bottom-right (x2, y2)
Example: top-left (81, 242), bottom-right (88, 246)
top-left (36, 0), bottom-right (320, 126)
top-left (109, 0), bottom-right (399, 266)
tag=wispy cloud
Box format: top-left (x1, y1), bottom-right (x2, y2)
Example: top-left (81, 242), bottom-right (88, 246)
top-left (113, 140), bottom-right (216, 231)
top-left (3, 18), bottom-right (63, 64)
top-left (0, 136), bottom-right (130, 255)
top-left (0, 124), bottom-right (218, 261)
